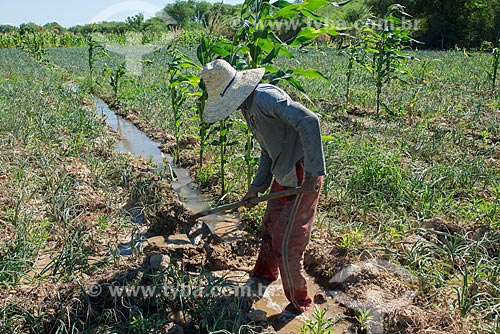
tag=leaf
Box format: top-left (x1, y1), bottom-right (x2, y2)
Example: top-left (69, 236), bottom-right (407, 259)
top-left (197, 38), bottom-right (210, 65)
top-left (177, 75), bottom-right (201, 86)
top-left (292, 68), bottom-right (331, 84)
top-left (179, 60), bottom-right (202, 69)
top-left (289, 27), bottom-right (323, 46)
top-left (302, 0), bottom-right (328, 11)
top-left (241, 0), bottom-right (258, 16)
top-left (262, 45), bottom-right (282, 65)
top-left (271, 0), bottom-right (292, 8)
top-left (278, 47), bottom-right (294, 58)
top-left (211, 45), bottom-right (231, 58)
top-left (322, 135), bottom-right (337, 141)
top-left (273, 5), bottom-right (300, 20)
top-left (300, 8), bottom-right (328, 23)
top-left (331, 0), bottom-right (350, 6)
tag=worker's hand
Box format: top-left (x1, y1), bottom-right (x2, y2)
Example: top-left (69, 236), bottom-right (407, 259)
top-left (301, 176), bottom-right (321, 194)
top-left (242, 189), bottom-right (259, 208)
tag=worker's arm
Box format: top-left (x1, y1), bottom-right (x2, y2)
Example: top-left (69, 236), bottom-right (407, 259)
top-left (279, 101), bottom-right (326, 191)
top-left (242, 149), bottom-right (273, 207)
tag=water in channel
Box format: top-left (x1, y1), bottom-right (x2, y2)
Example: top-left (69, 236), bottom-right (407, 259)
top-left (94, 98), bottom-right (239, 239)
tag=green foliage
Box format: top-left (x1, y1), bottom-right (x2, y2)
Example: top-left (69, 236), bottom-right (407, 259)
top-left (21, 32), bottom-right (48, 62)
top-left (300, 306), bottom-right (341, 334)
top-left (366, 0), bottom-right (500, 48)
top-left (342, 37), bottom-right (363, 108)
top-left (339, 226), bottom-right (365, 251)
top-left (0, 31), bottom-right (87, 49)
top-left (481, 40), bottom-right (500, 91)
top-left (357, 4), bottom-right (417, 114)
top-left (126, 13), bottom-right (145, 31)
top-left (102, 62), bottom-right (131, 103)
top-left (87, 36), bottom-right (108, 92)
top-left (162, 0), bottom-right (227, 28)
top-left (167, 47), bottom-right (202, 162)
top-left (492, 44), bottom-right (499, 91)
top-left (0, 25), bottom-right (18, 33)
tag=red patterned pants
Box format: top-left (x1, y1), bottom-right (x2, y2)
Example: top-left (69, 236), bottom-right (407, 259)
top-left (251, 160), bottom-right (323, 313)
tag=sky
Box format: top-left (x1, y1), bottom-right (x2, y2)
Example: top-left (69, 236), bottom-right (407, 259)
top-left (0, 0), bottom-right (242, 27)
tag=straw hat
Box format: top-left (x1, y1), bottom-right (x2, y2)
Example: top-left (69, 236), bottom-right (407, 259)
top-left (202, 59), bottom-right (265, 123)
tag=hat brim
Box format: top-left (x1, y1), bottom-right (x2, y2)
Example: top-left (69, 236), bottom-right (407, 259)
top-left (203, 68), bottom-right (265, 124)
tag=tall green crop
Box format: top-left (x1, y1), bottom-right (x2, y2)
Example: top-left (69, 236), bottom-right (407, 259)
top-left (166, 48), bottom-right (201, 162)
top-left (22, 33), bottom-right (48, 62)
top-left (491, 43), bottom-right (499, 91)
top-left (87, 36), bottom-right (108, 93)
top-left (102, 62), bottom-right (129, 105)
top-left (358, 4), bottom-right (417, 115)
top-left (343, 37), bottom-right (363, 109)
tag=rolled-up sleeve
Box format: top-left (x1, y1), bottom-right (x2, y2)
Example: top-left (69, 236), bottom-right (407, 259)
top-left (280, 102), bottom-right (326, 177)
top-left (250, 149), bottom-right (273, 193)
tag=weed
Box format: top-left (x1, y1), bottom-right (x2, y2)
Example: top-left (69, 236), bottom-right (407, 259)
top-left (300, 306), bottom-right (342, 334)
top-left (355, 308), bottom-right (374, 332)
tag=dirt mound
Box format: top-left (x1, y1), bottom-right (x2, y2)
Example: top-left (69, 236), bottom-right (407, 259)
top-left (304, 233), bottom-right (468, 334)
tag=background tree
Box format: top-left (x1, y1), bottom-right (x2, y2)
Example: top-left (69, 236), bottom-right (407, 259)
top-left (19, 22), bottom-right (41, 35)
top-left (43, 22), bottom-right (65, 34)
top-left (126, 13), bottom-right (145, 32)
top-left (365, 0), bottom-right (500, 48)
top-left (0, 25), bottom-right (18, 33)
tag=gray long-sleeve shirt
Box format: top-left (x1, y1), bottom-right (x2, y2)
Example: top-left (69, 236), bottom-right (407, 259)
top-left (240, 84), bottom-right (326, 192)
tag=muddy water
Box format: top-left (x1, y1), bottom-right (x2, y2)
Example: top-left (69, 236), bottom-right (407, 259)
top-left (94, 98), bottom-right (349, 333)
top-left (221, 271), bottom-right (348, 333)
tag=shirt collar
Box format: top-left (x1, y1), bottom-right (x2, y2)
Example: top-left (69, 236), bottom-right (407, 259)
top-left (239, 90), bottom-right (256, 112)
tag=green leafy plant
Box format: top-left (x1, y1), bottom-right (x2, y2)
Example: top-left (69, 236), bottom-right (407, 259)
top-left (342, 37), bottom-right (363, 109)
top-left (358, 4), bottom-right (417, 114)
top-left (491, 43), bottom-right (499, 91)
top-left (195, 36), bottom-right (226, 171)
top-left (339, 226), bottom-right (365, 252)
top-left (300, 306), bottom-right (341, 334)
top-left (87, 35), bottom-right (108, 92)
top-left (21, 32), bottom-right (48, 62)
top-left (482, 40), bottom-right (499, 91)
top-left (103, 62), bottom-right (125, 101)
top-left (211, 118), bottom-right (238, 196)
top-left (355, 308), bottom-right (374, 332)
top-left (102, 62), bottom-right (131, 105)
top-left (166, 47), bottom-right (201, 162)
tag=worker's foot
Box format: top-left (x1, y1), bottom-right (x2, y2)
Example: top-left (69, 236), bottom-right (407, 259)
top-left (283, 302), bottom-right (309, 315)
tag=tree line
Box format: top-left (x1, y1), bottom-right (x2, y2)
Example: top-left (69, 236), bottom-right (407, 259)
top-left (0, 0), bottom-right (499, 49)
top-left (366, 0), bottom-right (500, 48)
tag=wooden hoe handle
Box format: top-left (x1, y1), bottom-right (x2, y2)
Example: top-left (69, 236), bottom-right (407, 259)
top-left (189, 187), bottom-right (302, 221)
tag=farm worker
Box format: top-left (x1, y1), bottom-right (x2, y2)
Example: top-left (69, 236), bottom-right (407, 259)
top-left (201, 59), bottom-right (326, 314)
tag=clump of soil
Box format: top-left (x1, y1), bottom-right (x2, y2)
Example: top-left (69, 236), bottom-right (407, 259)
top-left (304, 231), bottom-right (468, 334)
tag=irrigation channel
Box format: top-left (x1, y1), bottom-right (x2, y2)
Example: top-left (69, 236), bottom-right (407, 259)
top-left (94, 97), bottom-right (349, 333)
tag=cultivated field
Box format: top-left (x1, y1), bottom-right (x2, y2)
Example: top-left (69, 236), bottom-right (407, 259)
top-left (0, 42), bottom-right (499, 334)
